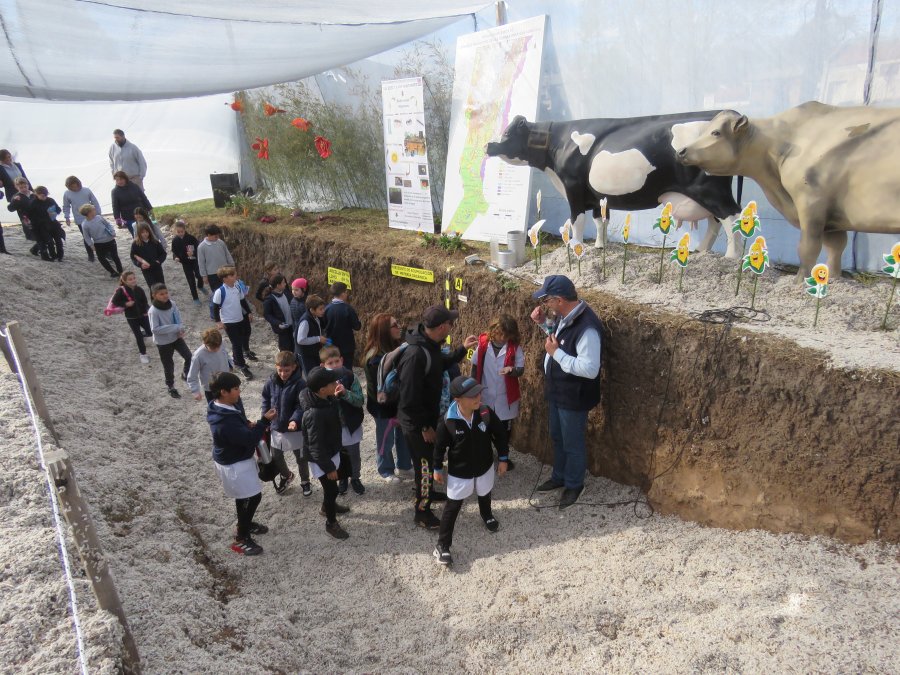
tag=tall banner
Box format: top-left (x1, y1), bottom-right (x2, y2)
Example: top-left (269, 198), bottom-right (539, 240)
top-left (441, 16), bottom-right (546, 242)
top-left (382, 77), bottom-right (434, 232)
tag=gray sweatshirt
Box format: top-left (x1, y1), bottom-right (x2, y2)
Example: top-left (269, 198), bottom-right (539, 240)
top-left (186, 345), bottom-right (233, 394)
top-left (81, 215), bottom-right (116, 247)
top-left (148, 302), bottom-right (184, 346)
top-left (109, 140), bottom-right (147, 178)
top-left (197, 238), bottom-right (234, 277)
top-left (62, 187), bottom-right (101, 225)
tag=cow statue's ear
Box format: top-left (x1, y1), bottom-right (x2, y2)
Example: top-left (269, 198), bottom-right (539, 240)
top-left (732, 114), bottom-right (749, 135)
top-left (512, 115), bottom-right (526, 127)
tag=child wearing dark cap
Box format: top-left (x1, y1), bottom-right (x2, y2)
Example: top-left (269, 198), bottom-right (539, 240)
top-left (300, 366), bottom-right (351, 539)
top-left (432, 375), bottom-right (509, 566)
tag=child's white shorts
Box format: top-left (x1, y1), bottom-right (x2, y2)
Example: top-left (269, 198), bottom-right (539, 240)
top-left (215, 458), bottom-right (261, 499)
top-left (270, 429), bottom-right (303, 452)
top-left (447, 466), bottom-right (494, 500)
top-left (309, 452), bottom-right (341, 479)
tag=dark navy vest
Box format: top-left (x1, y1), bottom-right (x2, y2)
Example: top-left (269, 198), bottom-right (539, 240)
top-left (298, 310), bottom-right (322, 362)
top-left (544, 302), bottom-right (603, 411)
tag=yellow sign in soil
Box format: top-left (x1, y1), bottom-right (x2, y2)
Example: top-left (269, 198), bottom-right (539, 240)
top-left (391, 264), bottom-right (435, 283)
top-left (327, 267), bottom-right (351, 289)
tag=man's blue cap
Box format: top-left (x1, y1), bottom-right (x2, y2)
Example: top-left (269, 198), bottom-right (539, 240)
top-left (532, 274), bottom-right (576, 299)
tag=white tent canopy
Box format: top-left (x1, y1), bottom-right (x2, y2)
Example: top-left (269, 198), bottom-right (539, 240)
top-left (0, 0), bottom-right (488, 101)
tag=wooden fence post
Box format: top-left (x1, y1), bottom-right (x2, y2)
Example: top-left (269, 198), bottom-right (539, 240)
top-left (5, 321), bottom-right (59, 443)
top-left (45, 450), bottom-right (141, 674)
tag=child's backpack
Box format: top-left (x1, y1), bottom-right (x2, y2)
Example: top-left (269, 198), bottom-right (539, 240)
top-left (103, 287), bottom-right (130, 316)
top-left (376, 342), bottom-right (431, 405)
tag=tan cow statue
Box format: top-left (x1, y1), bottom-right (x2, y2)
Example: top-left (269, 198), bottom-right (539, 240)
top-left (677, 101), bottom-right (900, 277)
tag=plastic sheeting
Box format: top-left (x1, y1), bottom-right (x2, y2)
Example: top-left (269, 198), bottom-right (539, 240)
top-left (0, 0), bottom-right (489, 100)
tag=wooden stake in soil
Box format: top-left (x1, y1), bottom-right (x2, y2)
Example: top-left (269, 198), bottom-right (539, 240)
top-left (880, 242), bottom-right (900, 329)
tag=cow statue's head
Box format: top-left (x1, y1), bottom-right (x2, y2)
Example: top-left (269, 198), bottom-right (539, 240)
top-left (485, 115), bottom-right (532, 166)
top-left (677, 110), bottom-right (749, 175)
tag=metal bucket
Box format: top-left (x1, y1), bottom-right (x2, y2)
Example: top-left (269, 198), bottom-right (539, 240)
top-left (507, 230), bottom-right (526, 265)
top-left (496, 250), bottom-right (516, 270)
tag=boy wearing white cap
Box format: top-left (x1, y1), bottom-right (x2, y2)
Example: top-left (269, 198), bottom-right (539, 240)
top-left (432, 375), bottom-right (509, 566)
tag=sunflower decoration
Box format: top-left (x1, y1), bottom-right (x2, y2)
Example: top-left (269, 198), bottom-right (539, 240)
top-left (880, 242), bottom-right (900, 329)
top-left (623, 213), bottom-right (631, 243)
top-left (732, 201), bottom-right (761, 238)
top-left (742, 236), bottom-right (770, 274)
top-left (670, 232), bottom-right (690, 268)
top-left (805, 263), bottom-right (829, 297)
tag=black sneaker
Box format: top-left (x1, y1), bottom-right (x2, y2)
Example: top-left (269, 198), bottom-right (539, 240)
top-left (350, 478), bottom-right (365, 495)
top-left (320, 503), bottom-right (350, 517)
top-left (559, 486), bottom-right (584, 510)
top-left (240, 366), bottom-right (254, 380)
top-left (536, 478), bottom-right (564, 492)
top-left (246, 351), bottom-right (259, 361)
top-left (326, 521), bottom-right (349, 539)
top-left (506, 459), bottom-right (516, 471)
top-left (180, 372), bottom-right (188, 381)
top-left (274, 471), bottom-right (295, 495)
top-left (414, 510), bottom-right (440, 530)
top-left (109, 272), bottom-right (119, 278)
top-left (433, 544), bottom-right (453, 565)
top-left (338, 478), bottom-right (348, 495)
top-left (301, 482), bottom-right (312, 497)
top-left (483, 516), bottom-right (500, 533)
top-left (230, 537), bottom-right (263, 555)
top-left (248, 522), bottom-right (269, 535)
top-left (168, 387), bottom-right (181, 399)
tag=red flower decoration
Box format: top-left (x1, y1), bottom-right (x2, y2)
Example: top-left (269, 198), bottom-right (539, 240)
top-left (314, 135), bottom-right (332, 159)
top-left (291, 117), bottom-right (311, 131)
top-left (251, 137), bottom-right (269, 160)
top-left (263, 102), bottom-right (286, 117)
top-left (227, 98), bottom-right (244, 113)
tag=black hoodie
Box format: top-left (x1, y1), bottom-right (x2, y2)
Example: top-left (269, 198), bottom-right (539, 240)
top-left (395, 324), bottom-right (466, 434)
top-left (299, 388), bottom-right (343, 473)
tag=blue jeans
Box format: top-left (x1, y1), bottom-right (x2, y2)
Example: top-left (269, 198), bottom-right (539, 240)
top-left (374, 416), bottom-right (411, 476)
top-left (548, 402), bottom-right (588, 489)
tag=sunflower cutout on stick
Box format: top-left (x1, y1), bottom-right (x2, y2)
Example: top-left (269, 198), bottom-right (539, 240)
top-left (621, 213), bottom-right (632, 284)
top-left (733, 201), bottom-right (761, 296)
top-left (653, 202), bottom-right (674, 284)
top-left (560, 221), bottom-right (574, 271)
top-left (741, 236), bottom-right (770, 309)
top-left (880, 241), bottom-right (900, 329)
top-left (669, 232), bottom-right (690, 292)
top-left (805, 263), bottom-right (829, 328)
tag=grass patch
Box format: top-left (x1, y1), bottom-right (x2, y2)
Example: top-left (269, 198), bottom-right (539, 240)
top-left (154, 199), bottom-right (217, 218)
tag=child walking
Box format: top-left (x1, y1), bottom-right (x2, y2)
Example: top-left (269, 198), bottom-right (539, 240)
top-left (187, 328), bottom-right (234, 402)
top-left (133, 206), bottom-right (167, 252)
top-left (261, 351), bottom-right (312, 496)
top-left (470, 314), bottom-right (524, 470)
top-left (300, 367), bottom-right (351, 539)
top-left (79, 204), bottom-right (122, 277)
top-left (207, 371), bottom-right (277, 556)
top-left (111, 271), bottom-right (152, 365)
top-left (62, 176), bottom-right (101, 262)
top-left (432, 376), bottom-right (509, 566)
top-left (197, 224), bottom-right (234, 301)
top-left (130, 222), bottom-right (166, 288)
top-left (171, 219), bottom-right (207, 304)
top-left (262, 274), bottom-right (296, 352)
top-left (148, 283), bottom-right (193, 398)
top-left (212, 266), bottom-right (256, 380)
top-left (27, 186), bottom-right (66, 261)
top-left (295, 294), bottom-right (327, 376)
top-left (320, 345), bottom-right (365, 495)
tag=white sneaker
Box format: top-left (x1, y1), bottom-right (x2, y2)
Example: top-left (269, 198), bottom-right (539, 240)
top-left (381, 474), bottom-right (400, 483)
top-left (139, 354), bottom-right (150, 365)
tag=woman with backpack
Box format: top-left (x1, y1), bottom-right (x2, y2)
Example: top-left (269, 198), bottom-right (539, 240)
top-left (363, 313), bottom-right (412, 482)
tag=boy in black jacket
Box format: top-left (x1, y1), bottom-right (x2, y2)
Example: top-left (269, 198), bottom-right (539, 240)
top-left (432, 376), bottom-right (509, 566)
top-left (300, 367), bottom-right (351, 540)
top-left (323, 282), bottom-right (361, 366)
top-left (171, 219), bottom-right (207, 303)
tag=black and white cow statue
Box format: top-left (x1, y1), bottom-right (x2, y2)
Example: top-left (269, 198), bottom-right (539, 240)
top-left (485, 113), bottom-right (743, 257)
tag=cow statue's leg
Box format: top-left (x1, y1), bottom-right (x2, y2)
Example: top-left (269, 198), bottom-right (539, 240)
top-left (697, 217), bottom-right (721, 254)
top-left (722, 216), bottom-right (741, 259)
top-left (823, 230), bottom-right (847, 277)
top-left (592, 214), bottom-right (607, 249)
top-left (570, 212), bottom-right (587, 243)
top-left (797, 223), bottom-right (825, 280)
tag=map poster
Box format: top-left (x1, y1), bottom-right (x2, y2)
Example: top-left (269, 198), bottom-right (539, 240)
top-left (441, 16), bottom-right (546, 243)
top-left (381, 77), bottom-right (434, 232)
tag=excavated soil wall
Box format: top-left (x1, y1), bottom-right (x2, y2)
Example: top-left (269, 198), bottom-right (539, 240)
top-left (221, 219), bottom-right (898, 544)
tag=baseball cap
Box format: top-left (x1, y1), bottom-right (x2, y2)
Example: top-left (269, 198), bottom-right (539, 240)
top-left (306, 366), bottom-right (341, 392)
top-left (532, 274), bottom-right (576, 300)
top-left (423, 304), bottom-right (459, 328)
top-left (449, 376), bottom-right (485, 399)
top-left (291, 277), bottom-right (308, 290)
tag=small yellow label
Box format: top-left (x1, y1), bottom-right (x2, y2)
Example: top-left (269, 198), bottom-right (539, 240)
top-left (327, 267), bottom-right (351, 289)
top-left (391, 264), bottom-right (435, 283)
top-left (454, 277), bottom-right (464, 291)
top-left (466, 348), bottom-right (474, 361)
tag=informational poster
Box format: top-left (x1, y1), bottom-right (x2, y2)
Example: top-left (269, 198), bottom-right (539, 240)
top-left (381, 77), bottom-right (434, 232)
top-left (441, 16), bottom-right (546, 242)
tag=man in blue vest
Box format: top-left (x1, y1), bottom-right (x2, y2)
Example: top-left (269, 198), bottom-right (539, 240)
top-left (532, 275), bottom-right (602, 509)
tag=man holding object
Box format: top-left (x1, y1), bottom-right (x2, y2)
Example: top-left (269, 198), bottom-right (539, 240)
top-left (531, 275), bottom-right (602, 510)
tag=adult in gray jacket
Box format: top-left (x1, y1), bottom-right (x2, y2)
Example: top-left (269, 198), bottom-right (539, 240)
top-left (109, 129), bottom-right (147, 189)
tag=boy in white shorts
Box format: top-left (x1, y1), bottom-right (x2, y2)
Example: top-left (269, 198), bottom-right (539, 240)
top-left (432, 376), bottom-right (509, 566)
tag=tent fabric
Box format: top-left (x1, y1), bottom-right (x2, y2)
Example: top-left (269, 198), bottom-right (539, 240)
top-left (0, 0), bottom-right (489, 101)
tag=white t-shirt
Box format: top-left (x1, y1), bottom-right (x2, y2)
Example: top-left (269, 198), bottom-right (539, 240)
top-left (213, 283), bottom-right (245, 324)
